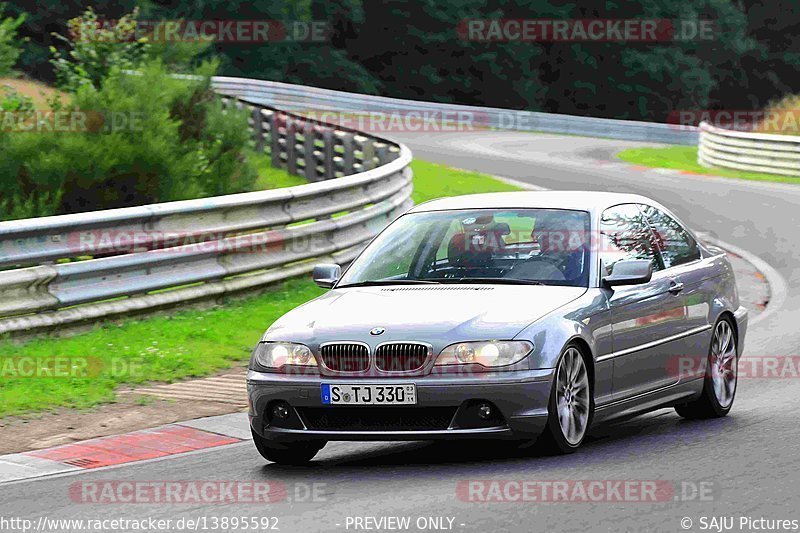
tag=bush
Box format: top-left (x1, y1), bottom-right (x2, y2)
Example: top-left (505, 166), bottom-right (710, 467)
top-left (0, 60), bottom-right (257, 217)
top-left (0, 85), bottom-right (33, 112)
top-left (0, 8), bottom-right (258, 220)
top-left (0, 5), bottom-right (24, 77)
top-left (49, 7), bottom-right (147, 92)
top-left (757, 95), bottom-right (800, 135)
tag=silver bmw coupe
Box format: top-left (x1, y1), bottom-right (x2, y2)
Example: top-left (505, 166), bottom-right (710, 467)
top-left (247, 191), bottom-right (747, 464)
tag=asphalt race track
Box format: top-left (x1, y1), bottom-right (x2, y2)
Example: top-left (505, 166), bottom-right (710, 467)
top-left (2, 132), bottom-right (798, 532)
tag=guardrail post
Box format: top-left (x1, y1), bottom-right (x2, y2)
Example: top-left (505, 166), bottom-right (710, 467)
top-left (360, 138), bottom-right (377, 171)
top-left (286, 116), bottom-right (298, 175)
top-left (252, 107), bottom-right (266, 152)
top-left (374, 142), bottom-right (389, 165)
top-left (340, 132), bottom-right (355, 175)
top-left (304, 124), bottom-right (317, 182)
top-left (270, 112), bottom-right (282, 168)
top-left (322, 129), bottom-right (335, 180)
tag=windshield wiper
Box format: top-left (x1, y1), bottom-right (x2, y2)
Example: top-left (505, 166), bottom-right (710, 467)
top-left (336, 279), bottom-right (442, 288)
top-left (433, 277), bottom-right (545, 286)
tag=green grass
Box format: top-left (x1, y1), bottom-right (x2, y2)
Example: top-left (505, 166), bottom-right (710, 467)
top-left (0, 279), bottom-right (325, 417)
top-left (251, 153), bottom-right (308, 189)
top-left (0, 159), bottom-right (522, 418)
top-left (250, 154), bottom-right (525, 198)
top-left (409, 159), bottom-right (521, 203)
top-left (617, 146), bottom-right (800, 185)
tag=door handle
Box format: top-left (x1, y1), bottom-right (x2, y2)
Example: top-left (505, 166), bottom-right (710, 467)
top-left (668, 282), bottom-right (684, 295)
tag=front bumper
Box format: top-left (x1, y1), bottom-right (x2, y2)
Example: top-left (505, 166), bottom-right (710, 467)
top-left (247, 369), bottom-right (554, 442)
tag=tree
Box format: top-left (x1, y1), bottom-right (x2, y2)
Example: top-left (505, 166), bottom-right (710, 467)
top-left (353, 0), bottom-right (543, 108)
top-left (0, 4), bottom-right (24, 77)
top-left (7, 1), bottom-right (800, 123)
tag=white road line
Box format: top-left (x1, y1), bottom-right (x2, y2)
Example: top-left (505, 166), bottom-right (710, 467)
top-left (0, 454), bottom-right (80, 483)
top-left (487, 174), bottom-right (549, 191)
top-left (698, 234), bottom-right (788, 327)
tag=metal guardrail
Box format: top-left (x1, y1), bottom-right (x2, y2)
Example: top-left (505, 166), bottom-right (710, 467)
top-left (698, 122), bottom-right (800, 177)
top-left (211, 77), bottom-right (698, 146)
top-left (0, 98), bottom-right (413, 335)
top-left (0, 76), bottom-right (715, 336)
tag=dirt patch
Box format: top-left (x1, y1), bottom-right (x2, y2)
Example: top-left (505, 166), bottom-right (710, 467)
top-left (0, 77), bottom-right (66, 110)
top-left (0, 383), bottom-right (246, 456)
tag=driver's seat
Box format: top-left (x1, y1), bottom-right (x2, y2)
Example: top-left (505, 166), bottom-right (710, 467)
top-left (447, 223), bottom-right (510, 269)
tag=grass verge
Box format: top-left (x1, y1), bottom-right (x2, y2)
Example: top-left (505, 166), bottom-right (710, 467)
top-left (251, 153), bottom-right (308, 189)
top-left (617, 146), bottom-right (800, 185)
top-left (410, 159), bottom-right (521, 202)
top-left (0, 159), bottom-right (522, 418)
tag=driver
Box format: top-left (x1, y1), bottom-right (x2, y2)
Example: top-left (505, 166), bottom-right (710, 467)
top-left (531, 211), bottom-right (588, 281)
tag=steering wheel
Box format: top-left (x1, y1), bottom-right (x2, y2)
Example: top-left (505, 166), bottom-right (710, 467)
top-left (506, 255), bottom-right (568, 282)
top-left (521, 254), bottom-right (563, 267)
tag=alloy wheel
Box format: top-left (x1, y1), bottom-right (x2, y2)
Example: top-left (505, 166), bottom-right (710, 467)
top-left (710, 320), bottom-right (737, 408)
top-left (556, 347), bottom-right (591, 445)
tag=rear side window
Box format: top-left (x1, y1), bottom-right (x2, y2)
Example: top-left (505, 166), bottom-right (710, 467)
top-left (639, 205), bottom-right (701, 269)
top-left (599, 204), bottom-right (660, 276)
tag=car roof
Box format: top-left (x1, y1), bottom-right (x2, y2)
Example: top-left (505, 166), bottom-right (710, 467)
top-left (407, 191), bottom-right (660, 217)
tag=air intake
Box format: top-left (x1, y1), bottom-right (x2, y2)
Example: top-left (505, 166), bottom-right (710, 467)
top-left (375, 343), bottom-right (429, 372)
top-left (319, 343), bottom-right (370, 372)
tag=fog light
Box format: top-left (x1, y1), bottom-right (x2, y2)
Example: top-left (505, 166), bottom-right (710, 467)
top-left (478, 403), bottom-right (492, 420)
top-left (272, 403), bottom-right (290, 420)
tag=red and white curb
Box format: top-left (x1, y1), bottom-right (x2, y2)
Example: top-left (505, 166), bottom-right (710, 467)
top-left (0, 413), bottom-right (250, 484)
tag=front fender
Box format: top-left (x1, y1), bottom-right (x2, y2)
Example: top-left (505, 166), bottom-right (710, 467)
top-left (515, 289), bottom-right (611, 370)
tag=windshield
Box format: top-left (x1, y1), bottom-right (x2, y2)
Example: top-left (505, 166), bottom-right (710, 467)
top-left (338, 208), bottom-right (591, 287)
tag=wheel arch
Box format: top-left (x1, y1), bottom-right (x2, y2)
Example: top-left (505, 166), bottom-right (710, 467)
top-left (716, 310), bottom-right (739, 346)
top-left (564, 335), bottom-right (595, 390)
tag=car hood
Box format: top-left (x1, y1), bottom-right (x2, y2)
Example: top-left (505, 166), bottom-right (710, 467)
top-left (265, 285), bottom-right (586, 344)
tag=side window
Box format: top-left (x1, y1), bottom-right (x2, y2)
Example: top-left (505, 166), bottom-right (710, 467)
top-left (599, 204), bottom-right (660, 277)
top-left (640, 205), bottom-right (701, 269)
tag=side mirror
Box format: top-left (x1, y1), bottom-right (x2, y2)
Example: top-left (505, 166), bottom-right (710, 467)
top-left (603, 259), bottom-right (653, 287)
top-left (312, 263), bottom-right (341, 289)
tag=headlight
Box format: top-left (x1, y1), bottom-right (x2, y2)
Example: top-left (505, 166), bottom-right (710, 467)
top-left (252, 342), bottom-right (317, 369)
top-left (435, 341), bottom-right (533, 368)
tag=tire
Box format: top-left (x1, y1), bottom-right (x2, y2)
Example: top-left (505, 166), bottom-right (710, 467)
top-left (538, 344), bottom-right (594, 454)
top-left (675, 317), bottom-right (738, 419)
top-left (251, 429), bottom-right (325, 465)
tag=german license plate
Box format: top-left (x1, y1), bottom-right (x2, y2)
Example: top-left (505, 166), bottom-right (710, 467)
top-left (321, 384), bottom-right (416, 405)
